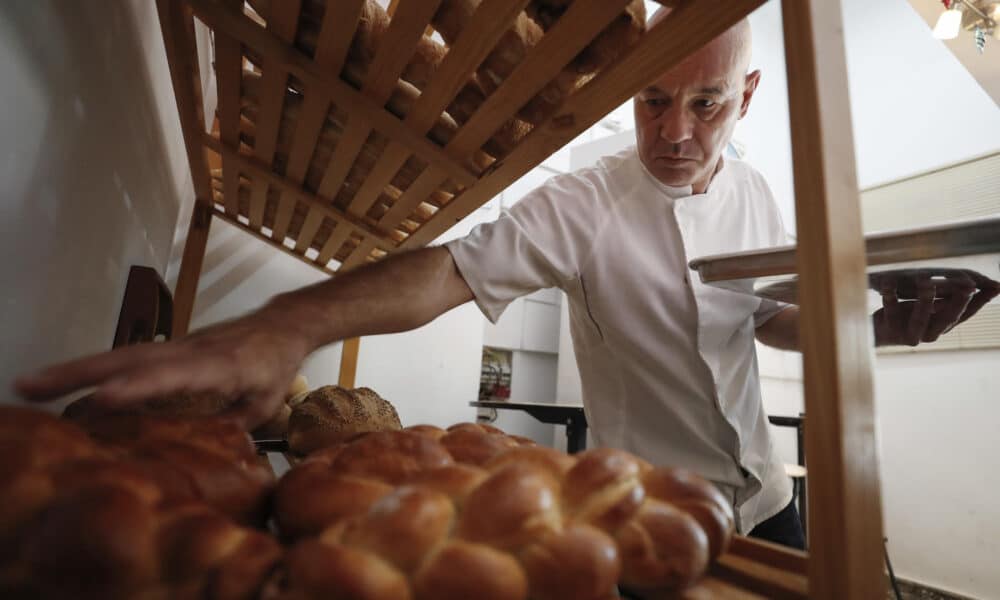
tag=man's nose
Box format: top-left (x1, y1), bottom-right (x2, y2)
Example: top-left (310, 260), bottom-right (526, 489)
top-left (658, 105), bottom-right (694, 144)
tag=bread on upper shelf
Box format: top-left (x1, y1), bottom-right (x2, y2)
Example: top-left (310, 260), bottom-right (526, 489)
top-left (287, 385), bottom-right (403, 454)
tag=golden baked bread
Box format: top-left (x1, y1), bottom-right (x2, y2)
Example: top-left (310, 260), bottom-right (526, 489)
top-left (0, 407), bottom-right (281, 600)
top-left (273, 423), bottom-right (733, 598)
top-left (4, 406), bottom-right (732, 598)
top-left (61, 410), bottom-right (276, 526)
top-left (287, 386), bottom-right (402, 454)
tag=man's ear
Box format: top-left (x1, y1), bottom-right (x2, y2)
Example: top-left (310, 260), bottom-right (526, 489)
top-left (739, 70), bottom-right (762, 119)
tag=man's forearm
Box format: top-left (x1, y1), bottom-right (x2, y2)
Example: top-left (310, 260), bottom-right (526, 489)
top-left (264, 246), bottom-right (475, 351)
top-left (755, 306), bottom-right (800, 351)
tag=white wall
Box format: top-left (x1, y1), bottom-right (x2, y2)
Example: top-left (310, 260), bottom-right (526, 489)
top-left (841, 0), bottom-right (1000, 187)
top-left (183, 222), bottom-right (347, 394)
top-left (736, 0), bottom-right (1000, 232)
top-left (0, 1), bottom-right (193, 407)
top-left (354, 304), bottom-right (482, 429)
top-left (875, 350), bottom-right (1000, 599)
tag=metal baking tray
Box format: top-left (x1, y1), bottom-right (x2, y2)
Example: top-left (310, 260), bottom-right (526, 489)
top-left (688, 217), bottom-right (1000, 304)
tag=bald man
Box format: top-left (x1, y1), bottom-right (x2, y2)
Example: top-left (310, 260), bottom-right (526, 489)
top-left (15, 15), bottom-right (797, 549)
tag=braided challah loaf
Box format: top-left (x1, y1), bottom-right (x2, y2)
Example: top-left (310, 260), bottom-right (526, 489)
top-left (273, 423), bottom-right (733, 599)
top-left (0, 407), bottom-right (282, 600)
top-left (60, 407), bottom-right (275, 526)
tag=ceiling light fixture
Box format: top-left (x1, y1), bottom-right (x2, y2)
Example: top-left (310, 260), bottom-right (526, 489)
top-left (931, 0), bottom-right (998, 52)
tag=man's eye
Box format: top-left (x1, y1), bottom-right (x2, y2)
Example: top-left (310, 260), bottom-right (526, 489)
top-left (695, 99), bottom-right (717, 109)
top-left (645, 98), bottom-right (668, 107)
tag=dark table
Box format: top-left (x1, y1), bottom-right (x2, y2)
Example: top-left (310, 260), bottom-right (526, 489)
top-left (470, 400), bottom-right (588, 453)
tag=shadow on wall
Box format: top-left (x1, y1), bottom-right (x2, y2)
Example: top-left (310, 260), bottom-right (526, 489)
top-left (0, 1), bottom-right (186, 398)
top-left (193, 223), bottom-right (284, 316)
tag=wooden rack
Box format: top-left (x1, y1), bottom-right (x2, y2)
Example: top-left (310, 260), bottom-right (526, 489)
top-left (157, 0), bottom-right (887, 597)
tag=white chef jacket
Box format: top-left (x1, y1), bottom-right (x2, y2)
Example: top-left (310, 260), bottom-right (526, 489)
top-left (446, 146), bottom-right (793, 532)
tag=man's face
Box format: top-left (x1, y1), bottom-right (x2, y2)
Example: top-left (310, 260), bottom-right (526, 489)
top-left (634, 38), bottom-right (760, 192)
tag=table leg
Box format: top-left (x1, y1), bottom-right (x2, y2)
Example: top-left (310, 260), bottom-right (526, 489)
top-left (566, 416), bottom-right (587, 454)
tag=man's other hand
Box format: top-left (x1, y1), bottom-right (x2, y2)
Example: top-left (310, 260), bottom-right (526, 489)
top-left (872, 268), bottom-right (1000, 347)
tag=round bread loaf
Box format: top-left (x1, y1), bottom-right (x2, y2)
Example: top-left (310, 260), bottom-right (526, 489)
top-left (287, 386), bottom-right (403, 454)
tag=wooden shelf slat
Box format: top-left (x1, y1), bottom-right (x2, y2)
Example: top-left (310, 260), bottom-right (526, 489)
top-left (781, 0), bottom-right (885, 597)
top-left (275, 0), bottom-right (363, 254)
top-left (446, 0), bottom-right (632, 158)
top-left (315, 118), bottom-right (371, 202)
top-left (241, 0), bottom-right (301, 231)
top-left (251, 0), bottom-right (301, 242)
top-left (345, 144), bottom-right (410, 219)
top-left (212, 208), bottom-right (336, 276)
top-left (401, 0), bottom-right (766, 250)
top-left (204, 135), bottom-right (394, 251)
top-left (348, 0), bottom-right (533, 238)
top-left (316, 223), bottom-right (353, 268)
top-left (156, 0), bottom-right (215, 336)
top-left (340, 237), bottom-right (378, 272)
top-left (156, 0), bottom-right (213, 204)
top-left (383, 0), bottom-right (635, 238)
top-left (215, 0), bottom-right (243, 217)
top-left (313, 0), bottom-right (365, 74)
top-left (411, 0), bottom-right (534, 134)
top-left (186, 0), bottom-right (478, 189)
top-left (284, 0), bottom-right (367, 254)
top-left (377, 165), bottom-right (449, 231)
top-left (293, 208), bottom-right (325, 257)
top-left (365, 0), bottom-right (444, 103)
top-left (318, 0), bottom-right (443, 215)
top-left (711, 555), bottom-right (809, 599)
top-left (726, 536), bottom-right (807, 576)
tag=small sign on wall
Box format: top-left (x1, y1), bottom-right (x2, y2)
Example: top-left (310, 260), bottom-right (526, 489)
top-left (479, 346), bottom-right (512, 401)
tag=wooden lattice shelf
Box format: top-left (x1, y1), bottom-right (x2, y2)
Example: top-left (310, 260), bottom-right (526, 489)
top-left (159, 0), bottom-right (764, 276)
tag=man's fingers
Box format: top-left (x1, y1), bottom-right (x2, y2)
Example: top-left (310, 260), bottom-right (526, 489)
top-left (91, 357), bottom-right (235, 408)
top-left (905, 282), bottom-right (936, 346)
top-left (924, 293), bottom-right (973, 342)
top-left (221, 390), bottom-right (284, 431)
top-left (961, 269), bottom-right (1000, 292)
top-left (953, 285), bottom-right (1000, 328)
top-left (14, 343), bottom-right (182, 402)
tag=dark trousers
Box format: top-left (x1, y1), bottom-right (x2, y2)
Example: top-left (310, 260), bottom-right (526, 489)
top-left (748, 498), bottom-right (806, 550)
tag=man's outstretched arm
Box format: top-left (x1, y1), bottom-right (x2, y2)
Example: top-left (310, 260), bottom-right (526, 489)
top-left (15, 246), bottom-right (473, 428)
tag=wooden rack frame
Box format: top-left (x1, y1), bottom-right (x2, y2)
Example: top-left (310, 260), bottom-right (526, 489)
top-left (157, 0), bottom-right (886, 597)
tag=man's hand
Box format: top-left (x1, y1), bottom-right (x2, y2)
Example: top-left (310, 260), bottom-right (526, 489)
top-left (872, 268), bottom-right (1000, 347)
top-left (14, 247), bottom-right (474, 430)
top-left (13, 302), bottom-right (312, 430)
